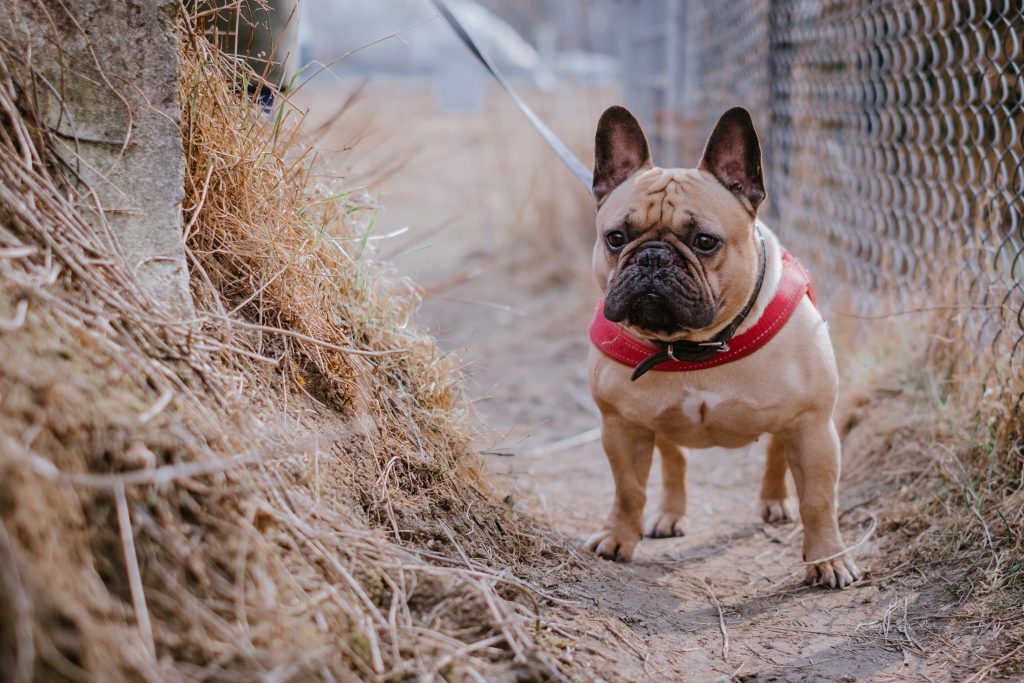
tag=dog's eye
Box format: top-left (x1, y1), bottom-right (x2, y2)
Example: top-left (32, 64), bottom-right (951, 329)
top-left (693, 233), bottom-right (720, 253)
top-left (605, 230), bottom-right (628, 251)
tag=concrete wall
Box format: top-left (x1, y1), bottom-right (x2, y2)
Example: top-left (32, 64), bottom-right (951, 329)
top-left (0, 0), bottom-right (191, 312)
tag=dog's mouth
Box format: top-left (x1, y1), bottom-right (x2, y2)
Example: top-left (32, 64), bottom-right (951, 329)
top-left (604, 244), bottom-right (717, 335)
top-left (629, 293), bottom-right (677, 330)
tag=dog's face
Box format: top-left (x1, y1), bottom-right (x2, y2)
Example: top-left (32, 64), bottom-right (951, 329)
top-left (591, 107), bottom-right (767, 342)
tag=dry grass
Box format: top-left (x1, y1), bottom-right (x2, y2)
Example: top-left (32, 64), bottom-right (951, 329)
top-left (179, 25), bottom-right (472, 473)
top-left (775, 40), bottom-right (1024, 668)
top-left (0, 8), bottom-right (591, 682)
top-left (831, 307), bottom-right (1024, 676)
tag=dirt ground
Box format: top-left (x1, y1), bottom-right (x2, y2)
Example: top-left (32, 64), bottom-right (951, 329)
top-left (299, 83), bottom-right (1000, 682)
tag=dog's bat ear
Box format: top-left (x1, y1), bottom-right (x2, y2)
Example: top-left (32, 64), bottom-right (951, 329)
top-left (699, 107), bottom-right (766, 212)
top-left (593, 106), bottom-right (652, 204)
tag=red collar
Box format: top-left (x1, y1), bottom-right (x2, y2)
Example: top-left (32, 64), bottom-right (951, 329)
top-left (589, 252), bottom-right (815, 373)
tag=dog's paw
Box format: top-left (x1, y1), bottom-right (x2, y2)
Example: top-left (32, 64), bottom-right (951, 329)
top-left (585, 528), bottom-right (639, 562)
top-left (804, 555), bottom-right (861, 589)
top-left (643, 511), bottom-right (689, 538)
top-left (761, 497), bottom-right (796, 523)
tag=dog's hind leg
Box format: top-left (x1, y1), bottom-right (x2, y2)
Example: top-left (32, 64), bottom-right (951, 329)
top-left (644, 437), bottom-right (689, 538)
top-left (760, 434), bottom-right (796, 523)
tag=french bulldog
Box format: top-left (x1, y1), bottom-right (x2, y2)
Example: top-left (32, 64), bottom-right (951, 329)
top-left (585, 106), bottom-right (861, 588)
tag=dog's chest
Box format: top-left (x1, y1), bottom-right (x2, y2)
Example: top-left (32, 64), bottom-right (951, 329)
top-left (675, 386), bottom-right (730, 424)
top-left (590, 350), bottom-right (796, 448)
top-left (648, 382), bottom-right (769, 447)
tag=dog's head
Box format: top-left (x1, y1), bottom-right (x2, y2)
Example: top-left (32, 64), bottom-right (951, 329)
top-left (591, 106), bottom-right (766, 342)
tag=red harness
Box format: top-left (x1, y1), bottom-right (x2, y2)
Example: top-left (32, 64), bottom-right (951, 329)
top-left (589, 252), bottom-right (815, 373)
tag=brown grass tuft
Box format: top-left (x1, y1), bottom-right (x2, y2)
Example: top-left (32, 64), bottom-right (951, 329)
top-left (834, 316), bottom-right (1024, 676)
top-left (0, 8), bottom-right (585, 682)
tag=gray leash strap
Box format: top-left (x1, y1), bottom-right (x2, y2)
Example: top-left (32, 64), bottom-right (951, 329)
top-left (430, 0), bottom-right (594, 193)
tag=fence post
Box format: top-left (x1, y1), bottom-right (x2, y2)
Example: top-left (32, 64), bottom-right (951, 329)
top-left (0, 0), bottom-right (192, 312)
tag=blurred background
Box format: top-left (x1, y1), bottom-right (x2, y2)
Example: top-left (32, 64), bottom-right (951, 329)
top-left (273, 0), bottom-right (1023, 453)
top-left (289, 0), bottom-right (624, 452)
top-left (191, 0), bottom-right (1024, 506)
top-left (292, 0), bottom-right (619, 292)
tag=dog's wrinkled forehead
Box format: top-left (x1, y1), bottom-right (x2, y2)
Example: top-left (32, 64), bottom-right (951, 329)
top-left (605, 166), bottom-right (748, 235)
top-left (626, 167), bottom-right (698, 229)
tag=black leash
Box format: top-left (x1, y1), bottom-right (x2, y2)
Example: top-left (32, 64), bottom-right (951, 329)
top-left (433, 2), bottom-right (767, 381)
top-left (430, 0), bottom-right (594, 192)
top-left (630, 238), bottom-right (768, 381)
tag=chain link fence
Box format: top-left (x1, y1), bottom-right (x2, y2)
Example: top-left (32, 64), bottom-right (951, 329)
top-left (620, 0), bottom-right (1023, 391)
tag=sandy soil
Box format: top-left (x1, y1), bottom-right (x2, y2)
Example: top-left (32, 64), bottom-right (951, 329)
top-left (299, 82), bottom-right (992, 682)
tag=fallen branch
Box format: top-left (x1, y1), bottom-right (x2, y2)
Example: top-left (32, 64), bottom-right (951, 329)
top-left (115, 483), bottom-right (155, 660)
top-left (685, 576), bottom-right (729, 661)
top-left (201, 311), bottom-right (404, 358)
top-left (708, 582), bottom-right (730, 662)
top-left (522, 427), bottom-right (601, 458)
top-left (27, 449), bottom-right (260, 490)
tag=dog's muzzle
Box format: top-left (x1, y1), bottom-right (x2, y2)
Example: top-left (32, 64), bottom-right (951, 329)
top-left (604, 242), bottom-right (714, 333)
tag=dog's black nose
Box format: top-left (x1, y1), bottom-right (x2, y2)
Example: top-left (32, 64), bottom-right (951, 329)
top-left (635, 242), bottom-right (674, 269)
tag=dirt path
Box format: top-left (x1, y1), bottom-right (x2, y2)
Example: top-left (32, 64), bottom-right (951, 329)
top-left (421, 266), bottom-right (967, 682)
top-left (301, 83), bottom-right (980, 681)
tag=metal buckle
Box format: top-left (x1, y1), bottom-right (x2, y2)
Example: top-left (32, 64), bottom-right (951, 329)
top-left (698, 340), bottom-right (729, 353)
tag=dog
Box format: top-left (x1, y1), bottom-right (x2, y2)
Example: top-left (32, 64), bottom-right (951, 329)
top-left (584, 105), bottom-right (860, 589)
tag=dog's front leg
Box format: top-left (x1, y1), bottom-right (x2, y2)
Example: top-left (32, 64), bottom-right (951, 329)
top-left (783, 418), bottom-right (861, 588)
top-left (586, 412), bottom-right (654, 562)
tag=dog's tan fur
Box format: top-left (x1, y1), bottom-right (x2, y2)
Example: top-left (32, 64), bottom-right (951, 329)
top-left (585, 108), bottom-right (860, 588)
